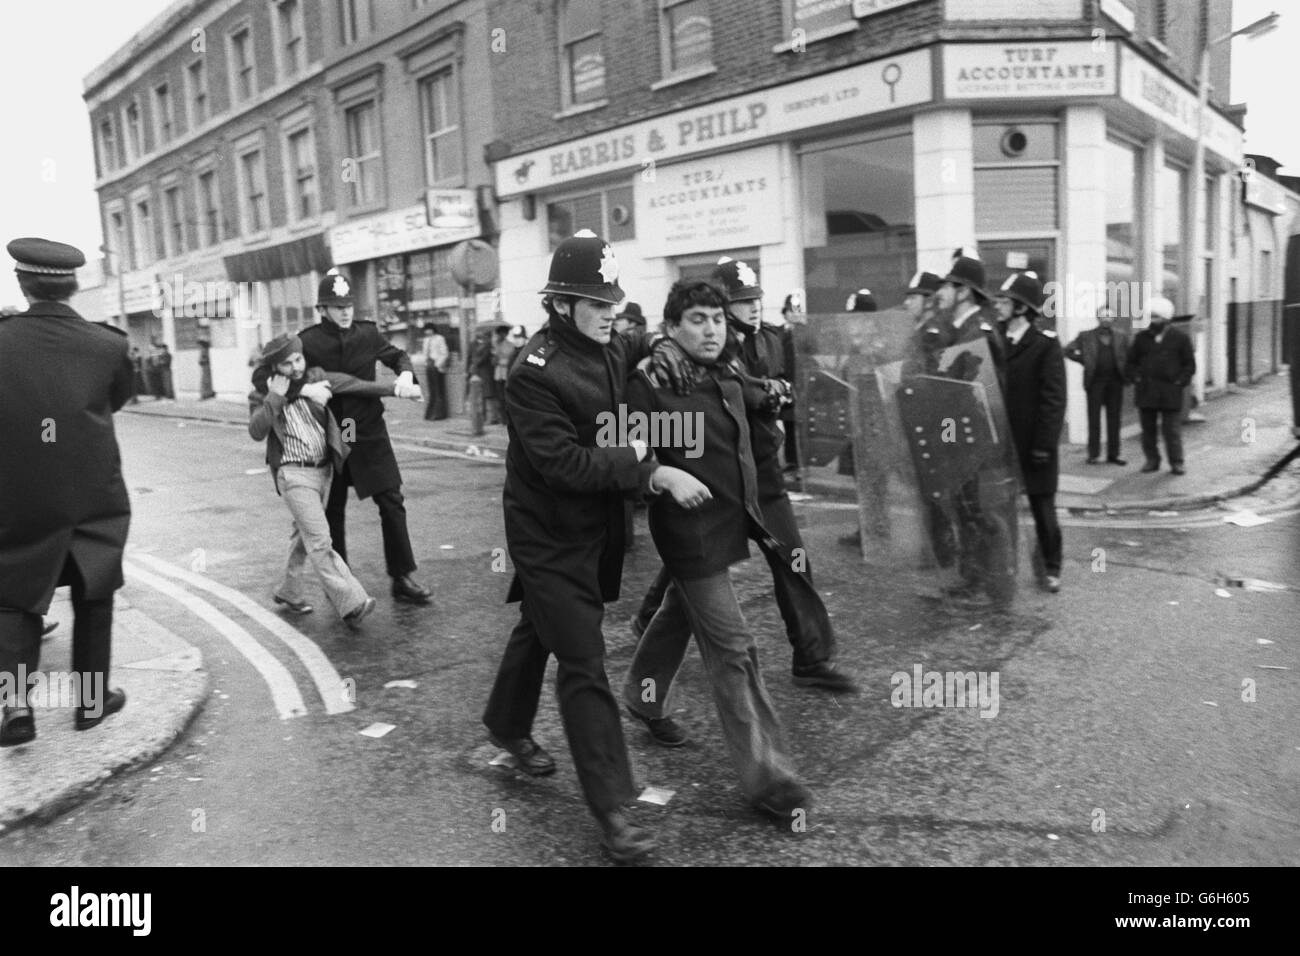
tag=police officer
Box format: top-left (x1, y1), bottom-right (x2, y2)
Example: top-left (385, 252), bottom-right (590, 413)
top-left (926, 253), bottom-right (1012, 603)
top-left (931, 253), bottom-right (1007, 382)
top-left (1, 238), bottom-right (132, 745)
top-left (481, 230), bottom-right (700, 862)
top-left (902, 270), bottom-right (942, 330)
top-left (845, 288), bottom-right (878, 313)
top-left (994, 272), bottom-right (1066, 592)
top-left (295, 271), bottom-right (433, 604)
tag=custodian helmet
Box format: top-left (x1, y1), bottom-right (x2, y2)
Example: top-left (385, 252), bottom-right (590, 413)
top-left (539, 229), bottom-right (625, 304)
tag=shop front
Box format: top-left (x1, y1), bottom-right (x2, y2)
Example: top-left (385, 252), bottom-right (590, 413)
top-left (328, 191), bottom-right (486, 410)
top-left (493, 38), bottom-right (1243, 445)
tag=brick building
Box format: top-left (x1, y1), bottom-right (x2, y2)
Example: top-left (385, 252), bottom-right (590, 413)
top-left (485, 0), bottom-right (1247, 444)
top-left (84, 0), bottom-right (498, 401)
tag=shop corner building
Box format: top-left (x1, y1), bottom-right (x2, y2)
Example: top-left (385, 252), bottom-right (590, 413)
top-left (487, 0), bottom-right (1291, 445)
top-left (84, 0), bottom-right (499, 402)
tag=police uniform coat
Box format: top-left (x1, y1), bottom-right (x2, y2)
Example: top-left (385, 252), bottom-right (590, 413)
top-left (0, 302), bottom-right (133, 614)
top-left (297, 316), bottom-right (413, 498)
top-left (1003, 324), bottom-right (1067, 496)
top-left (503, 319), bottom-right (656, 657)
top-left (1124, 325), bottom-right (1195, 411)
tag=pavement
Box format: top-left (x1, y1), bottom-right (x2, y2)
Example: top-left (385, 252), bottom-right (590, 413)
top-left (2, 371), bottom-right (1295, 832)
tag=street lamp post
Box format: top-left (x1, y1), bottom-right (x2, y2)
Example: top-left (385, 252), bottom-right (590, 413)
top-left (1190, 10), bottom-right (1279, 409)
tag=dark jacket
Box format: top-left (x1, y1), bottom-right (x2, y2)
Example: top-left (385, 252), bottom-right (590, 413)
top-left (1125, 326), bottom-right (1195, 411)
top-left (1065, 327), bottom-right (1130, 390)
top-left (1003, 324), bottom-right (1067, 496)
top-left (247, 367), bottom-right (395, 491)
top-left (502, 319), bottom-right (656, 658)
top-left (297, 316), bottom-right (413, 498)
top-left (626, 363), bottom-right (771, 579)
top-left (0, 302), bottom-right (133, 614)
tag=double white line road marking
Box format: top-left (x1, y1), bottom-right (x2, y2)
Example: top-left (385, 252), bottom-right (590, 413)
top-left (124, 553), bottom-right (355, 720)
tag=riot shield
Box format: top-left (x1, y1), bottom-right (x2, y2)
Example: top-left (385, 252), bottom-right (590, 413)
top-left (792, 310), bottom-right (1021, 603)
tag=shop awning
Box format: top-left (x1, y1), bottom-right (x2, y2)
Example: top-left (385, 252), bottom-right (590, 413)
top-left (223, 233), bottom-right (331, 282)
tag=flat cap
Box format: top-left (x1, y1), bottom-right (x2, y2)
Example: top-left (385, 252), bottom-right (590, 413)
top-left (260, 334), bottom-right (303, 367)
top-left (8, 237), bottom-right (86, 275)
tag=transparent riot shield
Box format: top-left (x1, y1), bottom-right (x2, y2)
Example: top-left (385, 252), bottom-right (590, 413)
top-left (792, 310), bottom-right (1021, 602)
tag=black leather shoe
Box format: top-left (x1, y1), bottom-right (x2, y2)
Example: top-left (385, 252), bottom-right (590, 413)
top-left (1170, 465), bottom-right (1186, 475)
top-left (595, 806), bottom-right (657, 863)
top-left (0, 706), bottom-right (36, 747)
top-left (792, 661), bottom-right (858, 693)
top-left (624, 705), bottom-right (688, 747)
top-left (1107, 458), bottom-right (1128, 466)
top-left (75, 688), bottom-right (126, 731)
top-left (1140, 461), bottom-right (1160, 473)
top-left (488, 733), bottom-right (557, 776)
top-left (752, 779), bottom-right (814, 821)
top-left (1085, 457), bottom-right (1100, 465)
top-left (391, 574), bottom-right (432, 605)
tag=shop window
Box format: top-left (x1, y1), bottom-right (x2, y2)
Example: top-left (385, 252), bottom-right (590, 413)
top-left (559, 0), bottom-right (605, 108)
top-left (1105, 138), bottom-right (1141, 292)
top-left (1159, 161), bottom-right (1187, 307)
top-left (799, 132), bottom-right (915, 313)
top-left (973, 120), bottom-right (1059, 234)
top-left (661, 0), bottom-right (713, 77)
top-left (547, 186), bottom-right (634, 250)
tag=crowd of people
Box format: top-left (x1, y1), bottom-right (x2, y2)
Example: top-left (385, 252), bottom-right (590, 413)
top-left (0, 230), bottom-right (1203, 867)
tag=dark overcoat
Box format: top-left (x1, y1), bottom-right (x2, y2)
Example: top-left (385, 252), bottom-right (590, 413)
top-left (0, 302), bottom-right (133, 614)
top-left (1003, 324), bottom-right (1067, 496)
top-left (502, 319), bottom-right (655, 657)
top-left (626, 364), bottom-right (773, 580)
top-left (1064, 326), bottom-right (1130, 390)
top-left (298, 316), bottom-right (413, 498)
top-left (1125, 326), bottom-right (1195, 411)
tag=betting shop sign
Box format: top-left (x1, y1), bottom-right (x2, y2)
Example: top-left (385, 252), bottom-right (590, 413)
top-left (494, 48), bottom-right (932, 199)
top-left (943, 41), bottom-right (1116, 98)
top-left (634, 145), bottom-right (783, 258)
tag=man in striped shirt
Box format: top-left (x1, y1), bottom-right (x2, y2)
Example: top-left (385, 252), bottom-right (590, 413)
top-left (249, 334), bottom-right (416, 625)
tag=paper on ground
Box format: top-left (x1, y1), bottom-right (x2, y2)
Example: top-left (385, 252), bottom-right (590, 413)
top-left (360, 722), bottom-right (396, 738)
top-left (1223, 510), bottom-right (1272, 527)
top-left (638, 786), bottom-right (676, 806)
